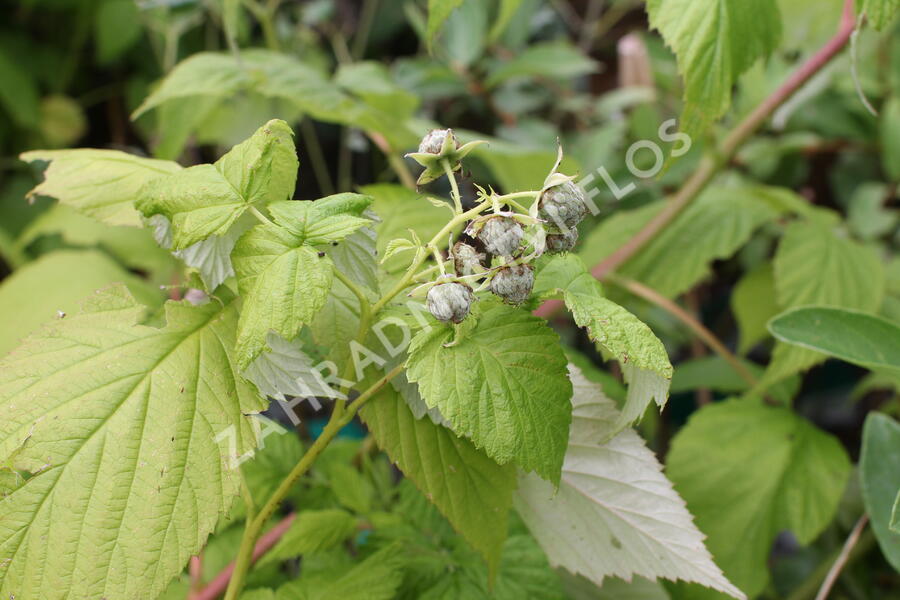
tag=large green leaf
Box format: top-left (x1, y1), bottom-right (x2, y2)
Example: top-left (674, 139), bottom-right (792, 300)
top-left (860, 413), bottom-right (900, 570)
top-left (20, 149), bottom-right (182, 227)
top-left (516, 368), bottom-right (743, 599)
top-left (0, 250), bottom-right (163, 356)
top-left (426, 0), bottom-right (466, 48)
top-left (0, 285), bottom-right (265, 600)
top-left (666, 399), bottom-right (851, 598)
top-left (769, 306), bottom-right (900, 376)
top-left (360, 382), bottom-right (515, 575)
top-left (136, 119), bottom-right (298, 249)
top-left (406, 299), bottom-right (573, 483)
top-left (579, 187), bottom-right (778, 299)
top-left (535, 254), bottom-right (673, 435)
top-left (231, 224), bottom-right (333, 369)
top-left (731, 263), bottom-right (778, 354)
top-left (646, 0), bottom-right (781, 136)
top-left (762, 221), bottom-right (885, 386)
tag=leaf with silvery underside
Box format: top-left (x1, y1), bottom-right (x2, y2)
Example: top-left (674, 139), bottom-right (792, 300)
top-left (0, 285), bottom-right (265, 600)
top-left (405, 298), bottom-right (573, 484)
top-left (534, 254), bottom-right (673, 436)
top-left (242, 332), bottom-right (345, 404)
top-left (231, 222), bottom-right (333, 369)
top-left (327, 225), bottom-right (380, 292)
top-left (516, 367), bottom-right (744, 599)
top-left (20, 148), bottom-right (181, 227)
top-left (136, 120), bottom-right (297, 250)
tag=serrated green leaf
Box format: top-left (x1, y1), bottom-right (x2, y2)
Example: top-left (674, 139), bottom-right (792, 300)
top-left (485, 41), bottom-right (598, 88)
top-left (232, 225), bottom-right (333, 369)
top-left (359, 383), bottom-right (515, 575)
top-left (579, 187), bottom-right (778, 299)
top-left (516, 368), bottom-right (743, 599)
top-left (762, 221), bottom-right (885, 386)
top-left (731, 263), bottom-right (778, 354)
top-left (20, 149), bottom-right (182, 227)
top-left (0, 250), bottom-right (163, 356)
top-left (263, 509), bottom-right (357, 565)
top-left (326, 462), bottom-right (374, 514)
top-left (268, 193), bottom-right (373, 245)
top-left (667, 399), bottom-right (851, 598)
top-left (137, 120), bottom-right (297, 249)
top-left (406, 300), bottom-right (573, 483)
top-left (537, 254), bottom-right (673, 434)
top-left (0, 285), bottom-right (265, 600)
top-left (646, 0), bottom-right (782, 136)
top-left (860, 413), bottom-right (900, 570)
top-left (769, 306), bottom-right (900, 376)
top-left (861, 0), bottom-right (900, 29)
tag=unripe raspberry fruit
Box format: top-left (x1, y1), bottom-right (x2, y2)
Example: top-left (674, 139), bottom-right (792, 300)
top-left (451, 241), bottom-right (485, 276)
top-left (490, 264), bottom-right (535, 305)
top-left (538, 181), bottom-right (588, 231)
top-left (477, 216), bottom-right (524, 258)
top-left (427, 280), bottom-right (474, 323)
top-left (546, 227), bottom-right (579, 254)
top-left (418, 129), bottom-right (459, 154)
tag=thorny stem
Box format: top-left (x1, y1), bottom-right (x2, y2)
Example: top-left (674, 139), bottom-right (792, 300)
top-left (222, 365), bottom-right (404, 600)
top-left (535, 0), bottom-right (858, 320)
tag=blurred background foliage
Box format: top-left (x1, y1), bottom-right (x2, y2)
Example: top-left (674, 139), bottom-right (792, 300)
top-left (1, 0), bottom-right (899, 598)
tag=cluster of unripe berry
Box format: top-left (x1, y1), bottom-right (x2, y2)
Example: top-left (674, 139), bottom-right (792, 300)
top-left (406, 129), bottom-right (590, 325)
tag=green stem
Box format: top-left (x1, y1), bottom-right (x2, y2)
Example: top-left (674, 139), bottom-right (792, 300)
top-left (351, 0), bottom-right (379, 60)
top-left (248, 205), bottom-right (274, 227)
top-left (222, 364), bottom-right (404, 600)
top-left (442, 159), bottom-right (463, 214)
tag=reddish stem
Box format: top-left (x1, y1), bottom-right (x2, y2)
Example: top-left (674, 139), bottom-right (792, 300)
top-left (534, 0), bottom-right (857, 319)
top-left (193, 513), bottom-right (296, 600)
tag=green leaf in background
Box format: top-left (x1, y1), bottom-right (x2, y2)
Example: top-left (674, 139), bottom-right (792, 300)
top-left (731, 264), bottom-right (778, 354)
top-left (0, 48), bottom-right (40, 127)
top-left (240, 418), bottom-right (304, 512)
top-left (515, 367), bottom-right (744, 599)
top-left (667, 399), bottom-right (851, 598)
top-left (136, 119), bottom-right (297, 249)
top-left (761, 221), bottom-right (885, 386)
top-left (861, 0), bottom-right (900, 29)
top-left (579, 187), bottom-right (779, 299)
top-left (268, 193), bottom-right (373, 245)
top-left (485, 41), bottom-right (598, 88)
top-left (95, 0), bottom-right (142, 64)
top-left (769, 306), bottom-right (900, 375)
top-left (860, 413), bottom-right (900, 570)
top-left (360, 382), bottom-right (516, 577)
top-left (0, 286), bottom-right (265, 600)
top-left (426, 0), bottom-right (465, 49)
top-left (273, 543), bottom-right (405, 600)
top-left (406, 299), bottom-right (573, 484)
top-left (892, 491), bottom-right (900, 534)
top-left (489, 0), bottom-right (526, 42)
top-left (232, 225), bottom-right (333, 369)
top-left (263, 509), bottom-right (357, 565)
top-left (0, 250), bottom-right (163, 356)
top-left (670, 356), bottom-right (800, 405)
top-left (646, 0), bottom-right (782, 137)
top-left (20, 149), bottom-right (182, 227)
top-left (362, 183), bottom-right (449, 275)
top-left (536, 254), bottom-right (673, 435)
top-left (881, 96), bottom-right (900, 181)
top-left (335, 62), bottom-right (420, 117)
